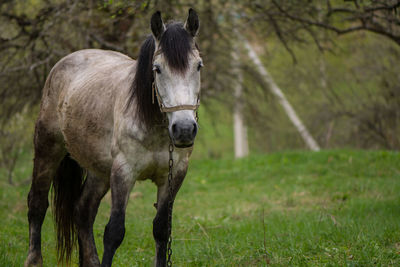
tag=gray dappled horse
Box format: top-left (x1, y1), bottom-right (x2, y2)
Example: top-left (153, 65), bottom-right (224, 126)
top-left (24, 9), bottom-right (202, 267)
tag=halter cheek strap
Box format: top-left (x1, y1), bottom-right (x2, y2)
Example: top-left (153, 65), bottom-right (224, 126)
top-left (152, 49), bottom-right (200, 114)
top-left (152, 80), bottom-right (200, 113)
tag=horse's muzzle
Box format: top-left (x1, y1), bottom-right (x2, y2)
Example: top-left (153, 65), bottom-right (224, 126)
top-left (170, 120), bottom-right (198, 148)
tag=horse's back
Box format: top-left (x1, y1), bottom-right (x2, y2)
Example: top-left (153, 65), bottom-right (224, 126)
top-left (39, 49), bottom-right (136, 177)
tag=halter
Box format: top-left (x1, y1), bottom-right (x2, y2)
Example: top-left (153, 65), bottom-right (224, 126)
top-left (152, 49), bottom-right (200, 114)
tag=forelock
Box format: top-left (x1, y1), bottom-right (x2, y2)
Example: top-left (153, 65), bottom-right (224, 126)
top-left (159, 22), bottom-right (194, 73)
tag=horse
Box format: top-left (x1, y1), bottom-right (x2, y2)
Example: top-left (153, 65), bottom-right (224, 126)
top-left (24, 8), bottom-right (202, 267)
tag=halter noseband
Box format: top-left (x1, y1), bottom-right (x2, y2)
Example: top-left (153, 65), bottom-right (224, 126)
top-left (152, 49), bottom-right (200, 114)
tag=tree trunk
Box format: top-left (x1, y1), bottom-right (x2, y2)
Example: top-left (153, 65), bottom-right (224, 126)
top-left (242, 37), bottom-right (320, 151)
top-left (232, 47), bottom-right (249, 158)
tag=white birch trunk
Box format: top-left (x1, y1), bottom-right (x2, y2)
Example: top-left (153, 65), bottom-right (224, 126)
top-left (232, 46), bottom-right (249, 158)
top-left (242, 38), bottom-right (320, 151)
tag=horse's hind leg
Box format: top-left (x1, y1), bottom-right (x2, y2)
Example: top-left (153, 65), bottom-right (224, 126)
top-left (74, 172), bottom-right (109, 267)
top-left (24, 120), bottom-right (65, 267)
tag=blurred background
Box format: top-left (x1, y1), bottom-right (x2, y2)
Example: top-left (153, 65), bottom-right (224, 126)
top-left (0, 0), bottom-right (399, 181)
top-left (1, 1), bottom-right (400, 265)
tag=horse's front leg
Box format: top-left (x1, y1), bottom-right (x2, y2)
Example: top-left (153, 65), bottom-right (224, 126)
top-left (101, 156), bottom-right (134, 267)
top-left (153, 165), bottom-right (188, 267)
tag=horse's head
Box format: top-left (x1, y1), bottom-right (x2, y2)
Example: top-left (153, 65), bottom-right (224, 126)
top-left (151, 9), bottom-right (202, 148)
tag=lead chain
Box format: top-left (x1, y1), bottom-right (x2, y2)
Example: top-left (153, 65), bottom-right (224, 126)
top-left (166, 142), bottom-right (174, 267)
top-left (166, 104), bottom-right (198, 267)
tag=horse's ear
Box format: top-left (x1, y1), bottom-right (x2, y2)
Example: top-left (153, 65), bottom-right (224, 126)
top-left (151, 11), bottom-right (165, 41)
top-left (184, 8), bottom-right (199, 37)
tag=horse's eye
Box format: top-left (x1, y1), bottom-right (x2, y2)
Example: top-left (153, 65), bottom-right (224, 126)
top-left (153, 65), bottom-right (161, 74)
top-left (197, 61), bottom-right (203, 71)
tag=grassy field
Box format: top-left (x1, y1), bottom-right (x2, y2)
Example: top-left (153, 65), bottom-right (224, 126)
top-left (0, 150), bottom-right (399, 266)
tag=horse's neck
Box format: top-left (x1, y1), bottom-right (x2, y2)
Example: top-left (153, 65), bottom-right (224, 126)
top-left (115, 96), bottom-right (170, 148)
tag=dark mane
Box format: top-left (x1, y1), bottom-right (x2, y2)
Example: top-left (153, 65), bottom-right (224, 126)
top-left (127, 22), bottom-right (195, 128)
top-left (159, 22), bottom-right (193, 73)
top-left (126, 35), bottom-right (161, 128)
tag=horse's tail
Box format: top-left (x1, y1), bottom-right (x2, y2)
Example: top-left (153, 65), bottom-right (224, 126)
top-left (52, 153), bottom-right (84, 264)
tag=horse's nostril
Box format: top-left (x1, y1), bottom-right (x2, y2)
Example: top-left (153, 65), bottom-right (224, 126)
top-left (192, 123), bottom-right (198, 137)
top-left (170, 121), bottom-right (197, 145)
top-left (172, 123), bottom-right (178, 135)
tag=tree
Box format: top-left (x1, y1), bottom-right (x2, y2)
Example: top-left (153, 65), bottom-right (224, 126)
top-left (0, 0), bottom-right (232, 119)
top-left (237, 0), bottom-right (400, 150)
top-left (244, 0), bottom-right (400, 53)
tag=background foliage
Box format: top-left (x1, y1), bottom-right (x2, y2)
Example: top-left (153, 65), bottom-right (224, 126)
top-left (1, 0), bottom-right (399, 160)
top-left (1, 1), bottom-right (399, 265)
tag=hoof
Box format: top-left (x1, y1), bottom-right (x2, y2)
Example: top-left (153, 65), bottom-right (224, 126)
top-left (24, 253), bottom-right (43, 267)
top-left (81, 256), bottom-right (101, 267)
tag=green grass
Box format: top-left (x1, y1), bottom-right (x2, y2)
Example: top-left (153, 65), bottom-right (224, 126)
top-left (1, 150), bottom-right (399, 266)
